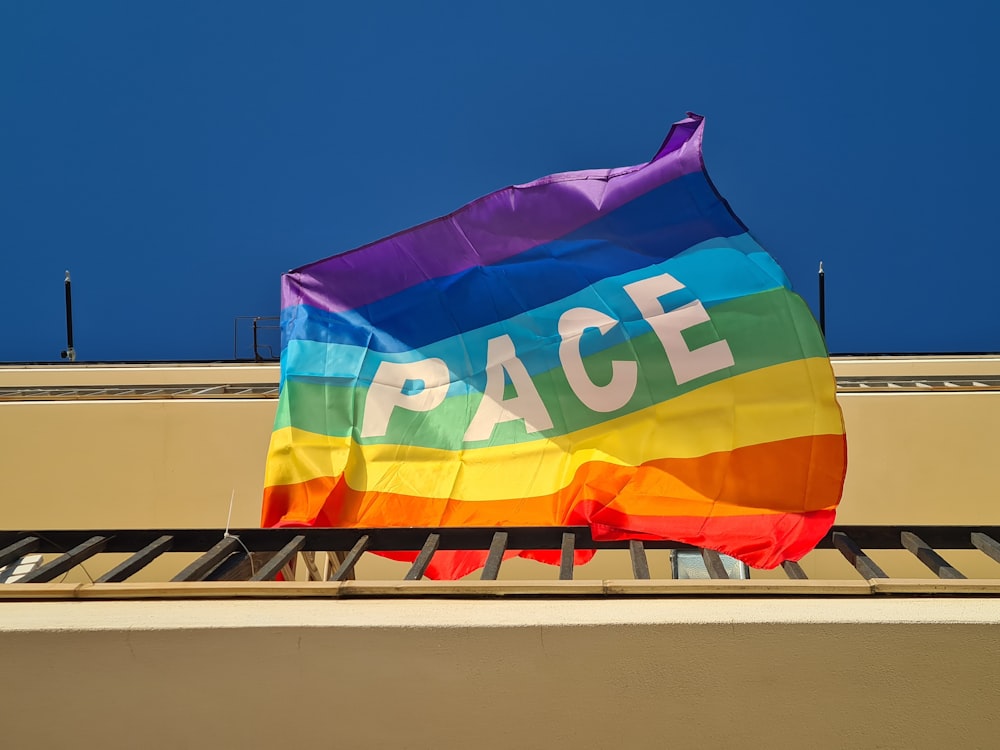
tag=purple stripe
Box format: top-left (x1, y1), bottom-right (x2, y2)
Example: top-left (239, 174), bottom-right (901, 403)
top-left (282, 114), bottom-right (706, 313)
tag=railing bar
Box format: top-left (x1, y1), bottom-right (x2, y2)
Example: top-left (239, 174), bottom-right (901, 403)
top-left (832, 531), bottom-right (887, 579)
top-left (191, 386), bottom-right (225, 396)
top-left (240, 538), bottom-right (303, 581)
top-left (559, 532), bottom-right (575, 580)
top-left (971, 532), bottom-right (1000, 565)
top-left (0, 552), bottom-right (43, 583)
top-left (8, 526), bottom-right (1000, 567)
top-left (900, 531), bottom-right (966, 579)
top-left (628, 540), bottom-right (650, 580)
top-left (781, 560), bottom-right (809, 579)
top-left (404, 534), bottom-right (440, 581)
top-left (17, 536), bottom-right (110, 584)
top-left (330, 535), bottom-right (369, 581)
top-left (701, 549), bottom-right (730, 579)
top-left (0, 537), bottom-right (41, 569)
top-left (203, 550), bottom-right (256, 581)
top-left (96, 535), bottom-right (174, 583)
top-left (481, 531), bottom-right (508, 581)
top-left (323, 551), bottom-right (341, 580)
top-left (6, 525), bottom-right (1000, 554)
top-left (301, 551), bottom-right (322, 581)
top-left (171, 536), bottom-right (242, 582)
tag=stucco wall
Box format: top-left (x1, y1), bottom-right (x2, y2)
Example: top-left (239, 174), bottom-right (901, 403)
top-left (2, 597), bottom-right (998, 749)
top-left (2, 361), bottom-right (998, 746)
top-left (1, 358), bottom-right (998, 579)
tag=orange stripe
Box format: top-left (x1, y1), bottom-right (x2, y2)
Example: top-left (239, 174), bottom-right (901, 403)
top-left (261, 433), bottom-right (846, 529)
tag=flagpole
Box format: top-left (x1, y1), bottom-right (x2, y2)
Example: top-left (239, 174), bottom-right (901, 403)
top-left (61, 270), bottom-right (76, 362)
top-left (818, 261), bottom-right (826, 337)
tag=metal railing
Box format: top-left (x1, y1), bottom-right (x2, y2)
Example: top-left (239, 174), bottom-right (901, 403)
top-left (0, 384), bottom-right (281, 401)
top-left (232, 315), bottom-right (281, 361)
top-left (3, 376), bottom-right (999, 403)
top-left (2, 526), bottom-right (1000, 595)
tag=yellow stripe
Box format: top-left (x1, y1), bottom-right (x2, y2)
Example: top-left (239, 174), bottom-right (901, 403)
top-left (264, 357), bottom-right (843, 501)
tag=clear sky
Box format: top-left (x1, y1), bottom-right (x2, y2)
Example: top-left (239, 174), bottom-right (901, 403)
top-left (2, 1), bottom-right (997, 362)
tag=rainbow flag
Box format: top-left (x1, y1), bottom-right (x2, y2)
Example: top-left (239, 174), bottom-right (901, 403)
top-left (262, 113), bottom-right (847, 579)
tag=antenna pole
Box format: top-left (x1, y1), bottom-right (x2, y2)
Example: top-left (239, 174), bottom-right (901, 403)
top-left (818, 261), bottom-right (826, 337)
top-left (61, 270), bottom-right (76, 362)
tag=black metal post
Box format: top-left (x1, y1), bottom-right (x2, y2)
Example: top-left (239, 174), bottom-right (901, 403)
top-left (818, 261), bottom-right (826, 337)
top-left (61, 270), bottom-right (76, 361)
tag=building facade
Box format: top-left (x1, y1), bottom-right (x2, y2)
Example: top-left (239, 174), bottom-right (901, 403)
top-left (1, 357), bottom-right (998, 747)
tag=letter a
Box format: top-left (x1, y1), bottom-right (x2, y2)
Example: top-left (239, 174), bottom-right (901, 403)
top-left (464, 335), bottom-right (553, 442)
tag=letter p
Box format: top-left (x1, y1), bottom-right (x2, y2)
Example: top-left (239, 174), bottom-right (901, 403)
top-left (361, 359), bottom-right (450, 438)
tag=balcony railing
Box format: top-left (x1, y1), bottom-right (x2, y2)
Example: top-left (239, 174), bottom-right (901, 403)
top-left (2, 526), bottom-right (1000, 599)
top-left (3, 376), bottom-right (1000, 403)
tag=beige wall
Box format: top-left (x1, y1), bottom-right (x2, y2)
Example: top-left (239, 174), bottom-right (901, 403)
top-left (0, 398), bottom-right (275, 530)
top-left (837, 391), bottom-right (1000, 524)
top-left (3, 361), bottom-right (999, 746)
top-left (1, 358), bottom-right (998, 579)
top-left (832, 354), bottom-right (1000, 377)
top-left (2, 597), bottom-right (999, 749)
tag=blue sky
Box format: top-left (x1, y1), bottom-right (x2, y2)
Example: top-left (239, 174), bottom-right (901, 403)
top-left (2, 1), bottom-right (997, 361)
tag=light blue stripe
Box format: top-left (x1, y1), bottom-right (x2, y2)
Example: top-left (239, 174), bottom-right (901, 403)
top-left (283, 237), bottom-right (786, 390)
top-left (280, 233), bottom-right (788, 354)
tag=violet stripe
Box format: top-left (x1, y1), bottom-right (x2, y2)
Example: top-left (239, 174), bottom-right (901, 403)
top-left (282, 115), bottom-right (705, 314)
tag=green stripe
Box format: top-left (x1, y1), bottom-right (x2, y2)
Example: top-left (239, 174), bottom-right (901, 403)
top-left (275, 287), bottom-right (828, 447)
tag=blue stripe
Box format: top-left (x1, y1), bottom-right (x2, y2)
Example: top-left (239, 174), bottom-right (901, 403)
top-left (281, 244), bottom-right (788, 391)
top-left (282, 235), bottom-right (788, 355)
top-left (282, 171), bottom-right (750, 352)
